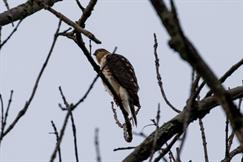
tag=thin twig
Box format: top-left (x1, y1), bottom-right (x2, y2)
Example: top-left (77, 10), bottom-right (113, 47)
top-left (153, 134), bottom-right (181, 162)
top-left (75, 0), bottom-right (85, 12)
top-left (0, 94), bottom-right (4, 137)
top-left (49, 107), bottom-right (72, 162)
top-left (113, 146), bottom-right (135, 151)
top-left (153, 33), bottom-right (180, 113)
top-left (70, 113), bottom-right (79, 162)
top-left (50, 73), bottom-right (99, 162)
top-left (58, 87), bottom-right (69, 108)
top-left (72, 74), bottom-right (99, 109)
top-left (0, 20), bottom-right (62, 142)
top-left (1, 90), bottom-right (13, 138)
top-left (177, 68), bottom-right (200, 161)
top-left (45, 5), bottom-right (101, 44)
top-left (221, 146), bottom-right (243, 162)
top-left (0, 26), bottom-right (2, 45)
top-left (225, 117), bottom-right (229, 160)
top-left (0, 19), bottom-right (23, 49)
top-left (199, 118), bottom-right (209, 162)
top-left (89, 39), bottom-right (92, 55)
top-left (95, 128), bottom-right (101, 162)
top-left (77, 0), bottom-right (97, 27)
top-left (50, 121), bottom-right (62, 162)
top-left (149, 103), bottom-right (161, 162)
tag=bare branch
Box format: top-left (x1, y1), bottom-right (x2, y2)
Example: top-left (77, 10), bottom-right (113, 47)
top-left (75, 0), bottom-right (85, 12)
top-left (113, 146), bottom-right (135, 152)
top-left (0, 0), bottom-right (61, 26)
top-left (0, 90), bottom-right (13, 141)
top-left (70, 113), bottom-right (79, 162)
top-left (45, 6), bottom-right (101, 44)
top-left (149, 104), bottom-right (161, 162)
top-left (49, 107), bottom-right (72, 162)
top-left (0, 20), bottom-right (62, 142)
top-left (153, 134), bottom-right (181, 162)
top-left (77, 0), bottom-right (97, 27)
top-left (0, 94), bottom-right (4, 137)
top-left (95, 128), bottom-right (101, 162)
top-left (123, 86), bottom-right (243, 162)
top-left (205, 59), bottom-right (243, 98)
top-left (50, 70), bottom-right (99, 162)
top-left (153, 33), bottom-right (180, 113)
top-left (199, 119), bottom-right (209, 162)
top-left (221, 146), bottom-right (243, 162)
top-left (150, 0), bottom-right (243, 145)
top-left (0, 19), bottom-right (23, 50)
top-left (50, 121), bottom-right (62, 162)
top-left (73, 74), bottom-right (99, 109)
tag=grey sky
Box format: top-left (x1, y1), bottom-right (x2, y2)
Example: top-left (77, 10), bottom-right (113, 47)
top-left (0, 0), bottom-right (242, 161)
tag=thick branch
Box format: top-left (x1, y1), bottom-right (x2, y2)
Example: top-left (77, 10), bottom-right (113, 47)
top-left (123, 86), bottom-right (243, 162)
top-left (0, 0), bottom-right (61, 26)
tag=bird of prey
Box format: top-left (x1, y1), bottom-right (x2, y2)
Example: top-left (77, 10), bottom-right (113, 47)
top-left (94, 48), bottom-right (140, 126)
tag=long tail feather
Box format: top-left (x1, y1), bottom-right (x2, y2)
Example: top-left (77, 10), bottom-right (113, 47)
top-left (129, 101), bottom-right (137, 126)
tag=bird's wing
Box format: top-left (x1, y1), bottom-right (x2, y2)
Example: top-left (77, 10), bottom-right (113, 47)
top-left (106, 54), bottom-right (140, 107)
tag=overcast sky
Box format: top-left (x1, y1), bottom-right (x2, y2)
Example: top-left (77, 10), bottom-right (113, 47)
top-left (0, 0), bottom-right (242, 162)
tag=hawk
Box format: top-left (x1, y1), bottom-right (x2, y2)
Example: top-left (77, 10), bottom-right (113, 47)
top-left (94, 48), bottom-right (140, 126)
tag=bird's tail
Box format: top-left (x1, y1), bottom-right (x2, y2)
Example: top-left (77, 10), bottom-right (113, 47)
top-left (129, 101), bottom-right (137, 126)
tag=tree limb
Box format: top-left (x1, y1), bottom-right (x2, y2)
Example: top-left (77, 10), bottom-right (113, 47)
top-left (123, 86), bottom-right (243, 162)
top-left (0, 0), bottom-right (62, 26)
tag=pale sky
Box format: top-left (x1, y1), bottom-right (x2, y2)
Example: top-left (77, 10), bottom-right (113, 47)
top-left (0, 0), bottom-right (242, 162)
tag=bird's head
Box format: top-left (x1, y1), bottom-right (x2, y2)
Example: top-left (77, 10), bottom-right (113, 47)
top-left (94, 48), bottom-right (110, 64)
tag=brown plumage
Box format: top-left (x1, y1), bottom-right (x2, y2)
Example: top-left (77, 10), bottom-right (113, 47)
top-left (94, 48), bottom-right (140, 125)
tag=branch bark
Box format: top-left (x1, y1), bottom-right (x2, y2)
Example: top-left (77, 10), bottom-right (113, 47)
top-left (0, 0), bottom-right (61, 26)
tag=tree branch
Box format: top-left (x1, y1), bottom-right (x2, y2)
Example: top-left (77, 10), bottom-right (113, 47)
top-left (0, 19), bottom-right (62, 142)
top-left (123, 86), bottom-right (243, 162)
top-left (0, 0), bottom-right (61, 26)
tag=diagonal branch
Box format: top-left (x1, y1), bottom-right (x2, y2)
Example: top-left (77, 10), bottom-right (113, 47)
top-left (0, 19), bottom-right (23, 49)
top-left (45, 6), bottom-right (101, 44)
top-left (0, 0), bottom-right (62, 26)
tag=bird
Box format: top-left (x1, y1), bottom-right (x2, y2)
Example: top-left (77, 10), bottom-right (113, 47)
top-left (94, 48), bottom-right (140, 126)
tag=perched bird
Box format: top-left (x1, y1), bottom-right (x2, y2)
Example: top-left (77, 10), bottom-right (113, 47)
top-left (94, 48), bottom-right (140, 126)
